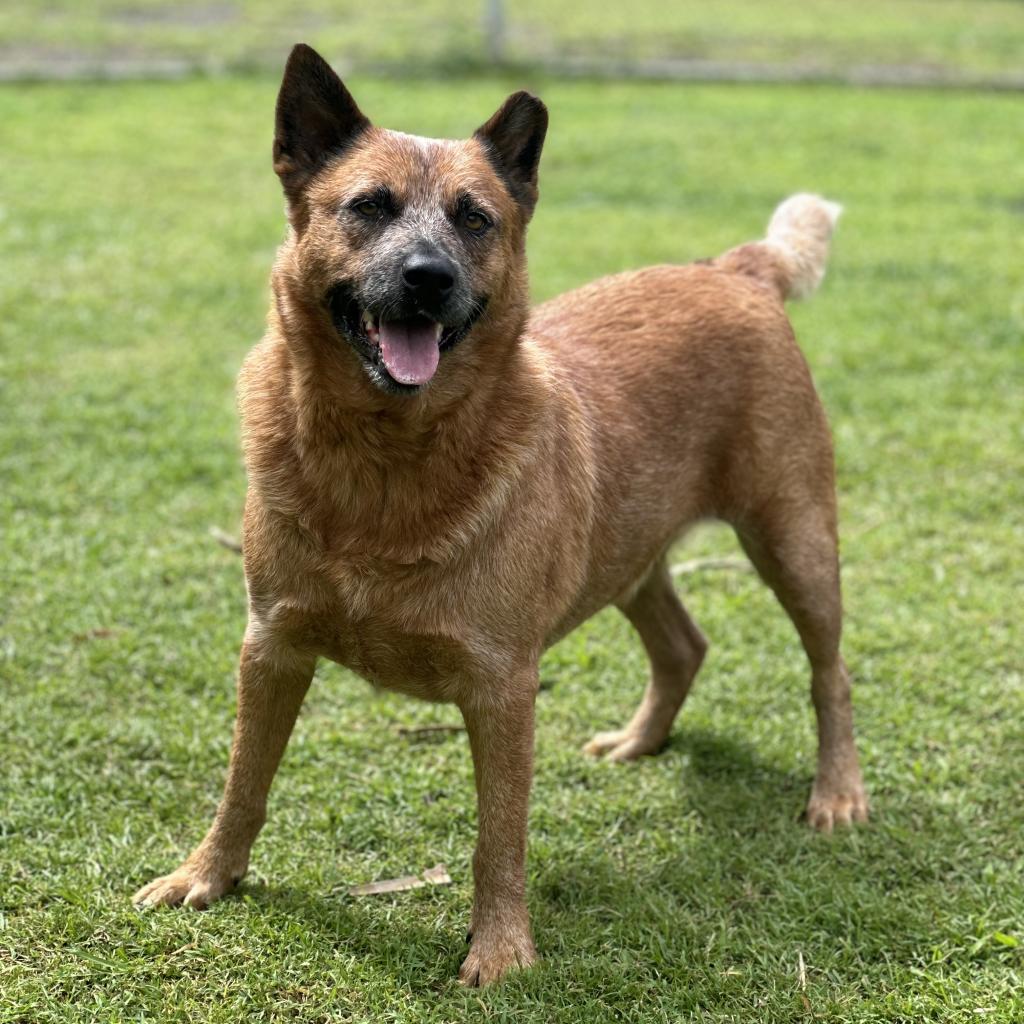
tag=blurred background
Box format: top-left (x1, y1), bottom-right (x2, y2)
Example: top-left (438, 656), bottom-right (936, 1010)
top-left (2, 0), bottom-right (1023, 84)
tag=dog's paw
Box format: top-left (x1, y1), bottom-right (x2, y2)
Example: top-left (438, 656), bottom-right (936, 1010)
top-left (806, 785), bottom-right (870, 833)
top-left (458, 925), bottom-right (536, 987)
top-left (582, 728), bottom-right (660, 762)
top-left (132, 862), bottom-right (241, 911)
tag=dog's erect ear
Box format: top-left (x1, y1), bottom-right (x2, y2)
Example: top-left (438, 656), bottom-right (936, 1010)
top-left (273, 44), bottom-right (370, 200)
top-left (474, 91), bottom-right (548, 216)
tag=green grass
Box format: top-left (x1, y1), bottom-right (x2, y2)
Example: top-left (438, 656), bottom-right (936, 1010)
top-left (1, 0), bottom-right (1023, 78)
top-left (1, 75), bottom-right (1023, 1022)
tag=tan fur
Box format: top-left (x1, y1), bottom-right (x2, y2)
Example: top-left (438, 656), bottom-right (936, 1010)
top-left (134, 48), bottom-right (867, 987)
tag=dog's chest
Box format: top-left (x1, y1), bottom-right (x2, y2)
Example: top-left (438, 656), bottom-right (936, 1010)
top-left (322, 621), bottom-right (485, 702)
top-left (276, 554), bottom-right (503, 701)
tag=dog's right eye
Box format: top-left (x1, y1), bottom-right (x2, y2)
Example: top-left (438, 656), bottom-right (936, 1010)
top-left (354, 200), bottom-right (381, 218)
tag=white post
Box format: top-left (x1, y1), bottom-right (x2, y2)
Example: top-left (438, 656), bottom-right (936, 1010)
top-left (484, 0), bottom-right (506, 65)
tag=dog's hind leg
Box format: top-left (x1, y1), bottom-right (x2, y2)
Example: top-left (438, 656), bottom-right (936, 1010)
top-left (735, 504), bottom-right (869, 832)
top-left (584, 559), bottom-right (707, 761)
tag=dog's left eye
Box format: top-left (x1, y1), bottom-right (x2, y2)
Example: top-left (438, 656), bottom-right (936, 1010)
top-left (464, 211), bottom-right (490, 233)
top-left (354, 200), bottom-right (381, 217)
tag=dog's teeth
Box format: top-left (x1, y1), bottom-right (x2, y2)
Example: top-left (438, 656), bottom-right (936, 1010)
top-left (361, 311), bottom-right (374, 332)
top-left (433, 322), bottom-right (443, 341)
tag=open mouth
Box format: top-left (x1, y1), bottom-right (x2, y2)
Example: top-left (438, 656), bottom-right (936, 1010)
top-left (328, 285), bottom-right (485, 394)
top-left (360, 311), bottom-right (443, 387)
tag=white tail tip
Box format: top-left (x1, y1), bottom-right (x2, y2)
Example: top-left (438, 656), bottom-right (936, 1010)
top-left (766, 193), bottom-right (842, 300)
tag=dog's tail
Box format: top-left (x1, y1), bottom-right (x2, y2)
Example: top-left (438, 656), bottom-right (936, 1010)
top-left (715, 193), bottom-right (842, 302)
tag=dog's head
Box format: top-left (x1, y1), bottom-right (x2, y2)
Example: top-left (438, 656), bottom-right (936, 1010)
top-left (272, 44), bottom-right (547, 397)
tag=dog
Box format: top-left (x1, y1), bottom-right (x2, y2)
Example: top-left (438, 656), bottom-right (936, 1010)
top-left (134, 43), bottom-right (868, 986)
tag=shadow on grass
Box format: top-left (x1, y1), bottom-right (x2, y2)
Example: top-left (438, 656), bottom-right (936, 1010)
top-left (239, 883), bottom-right (466, 990)
top-left (534, 727), bottom-right (986, 973)
top-left (231, 727), bottom-right (979, 991)
top-left (669, 726), bottom-right (810, 824)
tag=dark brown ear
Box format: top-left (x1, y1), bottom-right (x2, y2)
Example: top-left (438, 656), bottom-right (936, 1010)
top-left (474, 91), bottom-right (548, 216)
top-left (273, 44), bottom-right (370, 201)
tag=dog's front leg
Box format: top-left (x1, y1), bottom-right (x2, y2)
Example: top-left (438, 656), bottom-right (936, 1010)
top-left (458, 680), bottom-right (538, 986)
top-left (133, 632), bottom-right (315, 909)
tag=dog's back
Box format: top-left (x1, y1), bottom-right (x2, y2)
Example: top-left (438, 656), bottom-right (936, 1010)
top-left (529, 195), bottom-right (842, 622)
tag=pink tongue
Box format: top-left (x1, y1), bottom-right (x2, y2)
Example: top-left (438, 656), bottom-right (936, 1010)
top-left (378, 319), bottom-right (440, 386)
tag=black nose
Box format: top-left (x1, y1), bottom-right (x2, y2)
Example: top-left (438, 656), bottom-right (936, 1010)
top-left (402, 252), bottom-right (456, 299)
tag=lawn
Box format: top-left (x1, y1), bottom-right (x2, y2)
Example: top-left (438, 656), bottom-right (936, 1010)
top-left (1, 74), bottom-right (1022, 1022)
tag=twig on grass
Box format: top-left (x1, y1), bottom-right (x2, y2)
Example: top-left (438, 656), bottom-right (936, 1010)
top-left (209, 526), bottom-right (243, 554)
top-left (797, 950), bottom-right (813, 1012)
top-left (669, 556), bottom-right (752, 576)
top-left (396, 724), bottom-right (466, 738)
top-left (72, 627), bottom-right (119, 642)
top-left (348, 864), bottom-right (451, 896)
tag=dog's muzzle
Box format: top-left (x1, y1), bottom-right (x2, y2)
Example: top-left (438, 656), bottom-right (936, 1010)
top-left (326, 282), bottom-right (487, 395)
